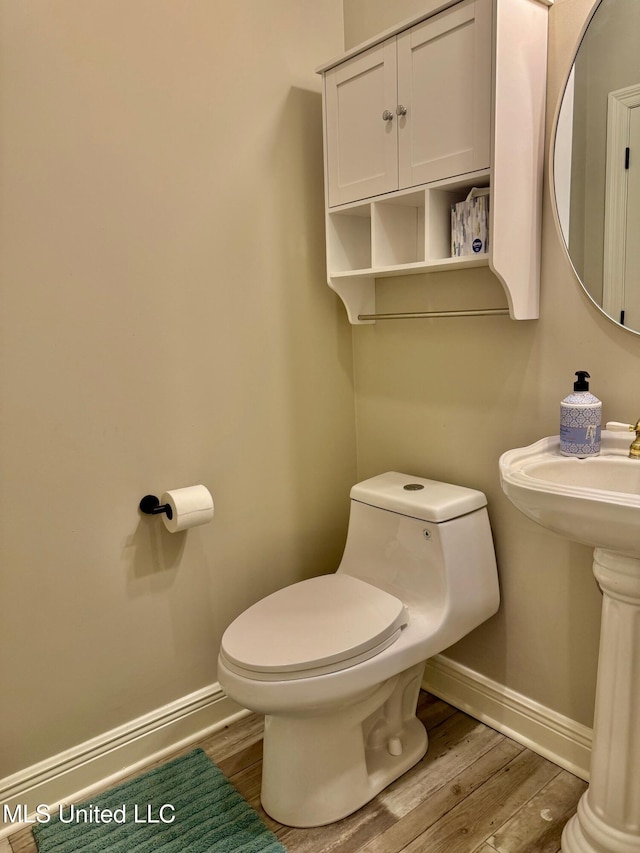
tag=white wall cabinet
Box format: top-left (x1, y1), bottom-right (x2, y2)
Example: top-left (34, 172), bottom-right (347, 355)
top-left (318, 0), bottom-right (553, 324)
top-left (325, 0), bottom-right (492, 208)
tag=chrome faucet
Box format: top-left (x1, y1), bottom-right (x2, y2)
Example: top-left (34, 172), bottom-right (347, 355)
top-left (606, 420), bottom-right (640, 458)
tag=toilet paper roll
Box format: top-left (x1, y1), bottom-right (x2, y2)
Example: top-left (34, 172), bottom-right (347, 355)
top-left (160, 485), bottom-right (214, 533)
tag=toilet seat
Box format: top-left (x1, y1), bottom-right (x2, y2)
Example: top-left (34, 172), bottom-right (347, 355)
top-left (220, 574), bottom-right (407, 680)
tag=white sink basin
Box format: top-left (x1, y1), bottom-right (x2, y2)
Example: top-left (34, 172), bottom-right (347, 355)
top-left (499, 430), bottom-right (640, 557)
top-left (500, 428), bottom-right (640, 853)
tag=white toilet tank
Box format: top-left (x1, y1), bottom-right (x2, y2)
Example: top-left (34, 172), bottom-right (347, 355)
top-left (337, 472), bottom-right (499, 625)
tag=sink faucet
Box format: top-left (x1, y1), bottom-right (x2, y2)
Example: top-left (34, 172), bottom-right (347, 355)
top-left (606, 420), bottom-right (640, 458)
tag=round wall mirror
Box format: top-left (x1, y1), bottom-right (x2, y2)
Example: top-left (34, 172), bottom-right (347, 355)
top-left (553, 0), bottom-right (640, 333)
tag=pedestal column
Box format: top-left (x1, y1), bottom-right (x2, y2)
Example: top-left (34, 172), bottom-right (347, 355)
top-left (562, 548), bottom-right (640, 853)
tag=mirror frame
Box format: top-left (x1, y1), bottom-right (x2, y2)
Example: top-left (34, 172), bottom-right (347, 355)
top-left (549, 0), bottom-right (640, 336)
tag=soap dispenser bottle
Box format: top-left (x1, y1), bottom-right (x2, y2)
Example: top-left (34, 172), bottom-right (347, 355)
top-left (560, 371), bottom-right (602, 457)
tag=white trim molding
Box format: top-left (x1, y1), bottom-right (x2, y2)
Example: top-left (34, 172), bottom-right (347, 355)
top-left (0, 682), bottom-right (248, 838)
top-left (422, 654), bottom-right (592, 781)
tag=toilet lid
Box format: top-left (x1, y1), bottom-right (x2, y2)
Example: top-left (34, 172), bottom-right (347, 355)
top-left (221, 574), bottom-right (407, 676)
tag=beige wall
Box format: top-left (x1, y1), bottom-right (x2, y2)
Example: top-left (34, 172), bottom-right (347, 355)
top-left (345, 0), bottom-right (625, 729)
top-left (1, 0), bottom-right (628, 790)
top-left (0, 0), bottom-right (352, 778)
top-left (343, 0), bottom-right (442, 47)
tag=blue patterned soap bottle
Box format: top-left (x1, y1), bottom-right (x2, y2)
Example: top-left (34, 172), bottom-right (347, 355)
top-left (560, 371), bottom-right (601, 457)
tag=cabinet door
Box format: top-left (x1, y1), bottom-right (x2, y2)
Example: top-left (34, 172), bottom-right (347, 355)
top-left (397, 0), bottom-right (492, 189)
top-left (325, 38), bottom-right (398, 207)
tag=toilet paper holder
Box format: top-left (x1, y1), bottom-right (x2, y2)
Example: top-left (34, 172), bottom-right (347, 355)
top-left (139, 495), bottom-right (173, 520)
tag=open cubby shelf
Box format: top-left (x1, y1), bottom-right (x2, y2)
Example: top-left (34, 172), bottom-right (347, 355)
top-left (328, 172), bottom-right (490, 275)
top-left (326, 172), bottom-right (492, 322)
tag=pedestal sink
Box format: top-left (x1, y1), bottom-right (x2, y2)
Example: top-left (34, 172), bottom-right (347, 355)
top-left (500, 429), bottom-right (640, 853)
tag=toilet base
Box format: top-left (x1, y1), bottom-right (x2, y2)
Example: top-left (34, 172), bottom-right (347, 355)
top-left (260, 663), bottom-right (427, 827)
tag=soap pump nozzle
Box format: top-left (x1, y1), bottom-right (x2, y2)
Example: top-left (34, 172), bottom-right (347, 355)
top-left (574, 370), bottom-right (591, 391)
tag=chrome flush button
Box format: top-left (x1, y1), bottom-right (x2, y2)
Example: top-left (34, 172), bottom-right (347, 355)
top-left (402, 484), bottom-right (429, 537)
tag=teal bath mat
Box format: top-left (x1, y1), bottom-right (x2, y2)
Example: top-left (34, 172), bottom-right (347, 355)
top-left (33, 748), bottom-right (286, 852)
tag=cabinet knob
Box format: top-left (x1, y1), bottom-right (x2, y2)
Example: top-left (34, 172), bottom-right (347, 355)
top-left (382, 110), bottom-right (394, 122)
top-left (396, 104), bottom-right (407, 117)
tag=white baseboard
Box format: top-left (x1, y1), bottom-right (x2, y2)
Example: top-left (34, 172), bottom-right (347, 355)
top-left (423, 654), bottom-right (592, 782)
top-left (2, 662), bottom-right (592, 839)
top-left (0, 682), bottom-right (249, 838)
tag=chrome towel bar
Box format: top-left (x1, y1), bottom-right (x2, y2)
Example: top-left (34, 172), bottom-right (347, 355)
top-left (357, 307), bottom-right (510, 321)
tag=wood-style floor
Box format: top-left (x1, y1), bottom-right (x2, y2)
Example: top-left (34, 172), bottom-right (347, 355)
top-left (6, 692), bottom-right (586, 853)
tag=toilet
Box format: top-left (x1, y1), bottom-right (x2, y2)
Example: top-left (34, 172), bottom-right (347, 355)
top-left (217, 472), bottom-right (499, 827)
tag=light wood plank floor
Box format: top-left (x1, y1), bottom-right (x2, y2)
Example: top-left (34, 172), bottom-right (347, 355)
top-left (7, 692), bottom-right (586, 853)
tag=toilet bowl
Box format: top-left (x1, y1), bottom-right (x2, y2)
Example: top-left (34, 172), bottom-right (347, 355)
top-left (217, 472), bottom-right (499, 827)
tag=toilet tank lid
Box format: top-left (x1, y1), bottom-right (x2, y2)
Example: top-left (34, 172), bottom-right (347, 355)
top-left (351, 472), bottom-right (487, 522)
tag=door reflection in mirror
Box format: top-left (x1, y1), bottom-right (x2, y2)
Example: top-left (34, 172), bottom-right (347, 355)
top-left (554, 0), bottom-right (640, 332)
